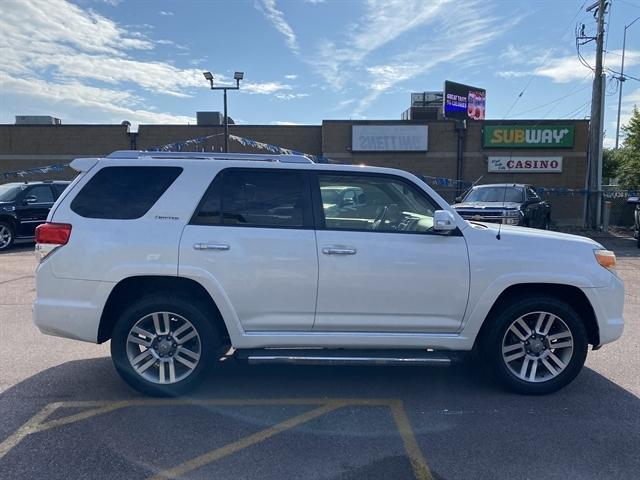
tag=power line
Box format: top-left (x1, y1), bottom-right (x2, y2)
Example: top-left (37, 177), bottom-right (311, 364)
top-left (510, 80), bottom-right (591, 117)
top-left (502, 0), bottom-right (588, 118)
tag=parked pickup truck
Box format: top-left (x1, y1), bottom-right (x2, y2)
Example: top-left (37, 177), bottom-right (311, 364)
top-left (33, 151), bottom-right (624, 397)
top-left (452, 183), bottom-right (551, 229)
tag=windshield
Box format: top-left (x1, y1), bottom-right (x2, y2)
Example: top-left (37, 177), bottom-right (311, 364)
top-left (0, 184), bottom-right (23, 202)
top-left (464, 186), bottom-right (524, 203)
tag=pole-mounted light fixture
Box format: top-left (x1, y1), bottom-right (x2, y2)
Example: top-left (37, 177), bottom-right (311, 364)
top-left (202, 70), bottom-right (243, 153)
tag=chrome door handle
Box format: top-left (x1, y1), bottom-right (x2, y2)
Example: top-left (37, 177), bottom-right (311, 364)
top-left (322, 247), bottom-right (357, 255)
top-left (193, 243), bottom-right (230, 251)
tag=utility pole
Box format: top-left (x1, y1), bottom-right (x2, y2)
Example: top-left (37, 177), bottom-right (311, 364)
top-left (586, 0), bottom-right (606, 228)
top-left (615, 16), bottom-right (640, 149)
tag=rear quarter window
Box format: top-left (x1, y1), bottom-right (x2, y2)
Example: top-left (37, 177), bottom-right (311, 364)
top-left (70, 166), bottom-right (182, 219)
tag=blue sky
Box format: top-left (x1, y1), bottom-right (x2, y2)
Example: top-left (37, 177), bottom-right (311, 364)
top-left (0, 0), bottom-right (639, 147)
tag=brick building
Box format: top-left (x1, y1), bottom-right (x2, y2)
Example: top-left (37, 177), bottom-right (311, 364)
top-left (0, 118), bottom-right (588, 224)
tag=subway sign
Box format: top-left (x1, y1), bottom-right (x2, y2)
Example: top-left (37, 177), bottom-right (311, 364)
top-left (483, 125), bottom-right (575, 148)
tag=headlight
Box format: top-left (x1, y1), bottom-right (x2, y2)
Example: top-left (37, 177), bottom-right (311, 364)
top-left (594, 249), bottom-right (616, 270)
top-left (1, 205), bottom-right (15, 212)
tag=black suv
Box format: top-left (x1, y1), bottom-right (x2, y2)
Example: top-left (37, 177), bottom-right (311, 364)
top-left (0, 181), bottom-right (70, 251)
top-left (452, 183), bottom-right (551, 229)
top-left (628, 196), bottom-right (640, 248)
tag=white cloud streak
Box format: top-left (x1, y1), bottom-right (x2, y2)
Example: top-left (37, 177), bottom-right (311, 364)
top-left (0, 0), bottom-right (302, 126)
top-left (309, 0), bottom-right (519, 114)
top-left (496, 49), bottom-right (640, 84)
top-left (255, 0), bottom-right (298, 53)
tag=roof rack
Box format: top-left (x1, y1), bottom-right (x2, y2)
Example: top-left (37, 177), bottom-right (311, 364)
top-left (106, 150), bottom-right (313, 164)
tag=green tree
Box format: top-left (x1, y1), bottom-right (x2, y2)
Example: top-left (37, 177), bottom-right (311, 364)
top-left (622, 106), bottom-right (640, 151)
top-left (612, 106), bottom-right (640, 190)
top-left (602, 148), bottom-right (621, 183)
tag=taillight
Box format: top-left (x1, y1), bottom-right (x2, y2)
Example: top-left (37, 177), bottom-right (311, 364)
top-left (35, 223), bottom-right (72, 245)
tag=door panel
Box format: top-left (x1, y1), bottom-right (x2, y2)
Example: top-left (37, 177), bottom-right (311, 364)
top-left (313, 172), bottom-right (470, 333)
top-left (179, 168), bottom-right (318, 332)
top-left (314, 230), bottom-right (469, 332)
top-left (17, 185), bottom-right (54, 236)
top-left (180, 226), bottom-right (318, 331)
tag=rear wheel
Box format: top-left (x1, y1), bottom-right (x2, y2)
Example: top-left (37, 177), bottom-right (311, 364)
top-left (0, 222), bottom-right (15, 251)
top-left (480, 296), bottom-right (588, 395)
top-left (111, 295), bottom-right (220, 396)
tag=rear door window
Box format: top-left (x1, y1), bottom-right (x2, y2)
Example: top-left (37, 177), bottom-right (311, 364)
top-left (70, 166), bottom-right (182, 219)
top-left (191, 169), bottom-right (312, 228)
top-left (25, 185), bottom-right (54, 203)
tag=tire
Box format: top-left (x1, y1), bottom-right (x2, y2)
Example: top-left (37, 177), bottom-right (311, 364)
top-left (480, 295), bottom-right (588, 395)
top-left (111, 294), bottom-right (220, 397)
top-left (0, 221), bottom-right (15, 251)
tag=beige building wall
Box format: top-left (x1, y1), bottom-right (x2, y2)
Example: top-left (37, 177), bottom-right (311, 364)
top-left (0, 119), bottom-right (588, 224)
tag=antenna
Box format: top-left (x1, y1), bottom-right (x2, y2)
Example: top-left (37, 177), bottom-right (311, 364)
top-left (496, 183), bottom-right (513, 240)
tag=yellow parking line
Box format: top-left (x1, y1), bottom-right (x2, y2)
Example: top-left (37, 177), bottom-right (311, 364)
top-left (147, 401), bottom-right (345, 480)
top-left (390, 400), bottom-right (433, 480)
top-left (0, 397), bottom-right (433, 480)
top-left (0, 402), bottom-right (62, 460)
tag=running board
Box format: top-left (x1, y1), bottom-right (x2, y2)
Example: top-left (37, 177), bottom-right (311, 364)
top-left (235, 349), bottom-right (461, 367)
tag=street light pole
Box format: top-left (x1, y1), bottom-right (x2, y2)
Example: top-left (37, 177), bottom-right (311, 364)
top-left (203, 71), bottom-right (244, 153)
top-left (615, 16), bottom-right (640, 149)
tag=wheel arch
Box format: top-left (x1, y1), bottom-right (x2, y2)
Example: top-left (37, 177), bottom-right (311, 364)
top-left (98, 275), bottom-right (230, 344)
top-left (476, 283), bottom-right (599, 347)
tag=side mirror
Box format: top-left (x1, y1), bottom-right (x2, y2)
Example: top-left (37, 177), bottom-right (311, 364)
top-left (23, 195), bottom-right (37, 205)
top-left (433, 210), bottom-right (457, 233)
top-left (454, 196), bottom-right (462, 203)
top-left (628, 196), bottom-right (640, 205)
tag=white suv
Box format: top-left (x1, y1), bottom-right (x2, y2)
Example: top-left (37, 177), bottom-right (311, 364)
top-left (33, 151), bottom-right (625, 396)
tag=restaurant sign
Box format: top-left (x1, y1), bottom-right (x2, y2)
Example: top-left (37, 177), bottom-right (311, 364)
top-left (488, 156), bottom-right (563, 173)
top-left (483, 125), bottom-right (574, 148)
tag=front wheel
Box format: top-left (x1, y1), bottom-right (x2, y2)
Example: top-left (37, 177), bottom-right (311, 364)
top-left (480, 296), bottom-right (588, 395)
top-left (111, 295), bottom-right (220, 396)
top-left (0, 222), bottom-right (15, 251)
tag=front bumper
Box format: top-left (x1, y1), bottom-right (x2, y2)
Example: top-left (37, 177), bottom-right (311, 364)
top-left (581, 274), bottom-right (625, 347)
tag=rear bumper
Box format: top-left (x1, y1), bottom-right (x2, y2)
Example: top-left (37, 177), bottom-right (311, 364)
top-left (33, 260), bottom-right (113, 343)
top-left (581, 275), bottom-right (625, 347)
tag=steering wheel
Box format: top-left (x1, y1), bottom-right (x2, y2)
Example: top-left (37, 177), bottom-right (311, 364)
top-left (371, 206), bottom-right (388, 230)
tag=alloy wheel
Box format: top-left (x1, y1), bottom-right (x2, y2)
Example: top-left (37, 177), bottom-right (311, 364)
top-left (126, 311), bottom-right (202, 385)
top-left (0, 225), bottom-right (12, 249)
top-left (501, 311), bottom-right (574, 383)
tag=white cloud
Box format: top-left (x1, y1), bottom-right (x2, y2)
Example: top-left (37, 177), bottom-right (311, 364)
top-left (275, 93), bottom-right (309, 100)
top-left (0, 73), bottom-right (194, 127)
top-left (0, 0), bottom-right (219, 124)
top-left (255, 0), bottom-right (298, 53)
top-left (159, 11), bottom-right (174, 16)
top-left (242, 81), bottom-right (293, 95)
top-left (351, 1), bottom-right (519, 113)
top-left (496, 49), bottom-right (640, 84)
top-left (270, 121), bottom-right (304, 125)
top-left (284, 74), bottom-right (298, 80)
top-left (308, 0), bottom-right (519, 114)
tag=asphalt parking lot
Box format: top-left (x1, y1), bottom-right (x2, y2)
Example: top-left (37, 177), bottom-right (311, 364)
top-left (0, 237), bottom-right (638, 480)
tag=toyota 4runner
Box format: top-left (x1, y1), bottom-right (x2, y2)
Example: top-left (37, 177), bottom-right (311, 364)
top-left (33, 151), bottom-right (625, 396)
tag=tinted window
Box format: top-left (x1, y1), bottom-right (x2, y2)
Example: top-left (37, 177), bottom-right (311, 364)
top-left (191, 174), bottom-right (222, 225)
top-left (26, 185), bottom-right (54, 203)
top-left (52, 183), bottom-right (69, 200)
top-left (0, 184), bottom-right (23, 202)
top-left (192, 169), bottom-right (310, 228)
top-left (71, 167), bottom-right (182, 219)
top-left (318, 174), bottom-right (436, 233)
top-left (464, 186), bottom-right (524, 203)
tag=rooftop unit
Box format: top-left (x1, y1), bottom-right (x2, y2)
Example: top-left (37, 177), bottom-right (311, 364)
top-left (15, 115), bottom-right (61, 125)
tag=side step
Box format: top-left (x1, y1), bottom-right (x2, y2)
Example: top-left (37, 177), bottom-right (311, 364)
top-left (235, 349), bottom-right (461, 367)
